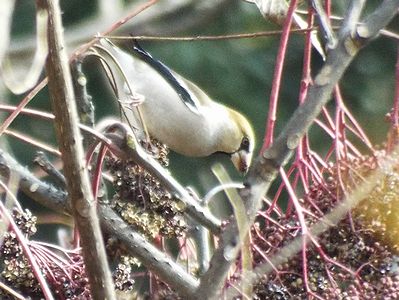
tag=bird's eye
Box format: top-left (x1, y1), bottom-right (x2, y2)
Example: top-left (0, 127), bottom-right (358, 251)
top-left (240, 137), bottom-right (250, 151)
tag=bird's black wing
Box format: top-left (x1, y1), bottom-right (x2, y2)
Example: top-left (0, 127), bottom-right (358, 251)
top-left (132, 40), bottom-right (200, 114)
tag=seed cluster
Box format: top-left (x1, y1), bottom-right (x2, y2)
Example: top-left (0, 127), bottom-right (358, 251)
top-left (140, 138), bottom-right (170, 168)
top-left (249, 153), bottom-right (399, 299)
top-left (102, 139), bottom-right (188, 297)
top-left (0, 209), bottom-right (40, 297)
top-left (113, 255), bottom-right (138, 291)
top-left (107, 139), bottom-right (187, 239)
top-left (13, 208), bottom-right (37, 236)
top-left (0, 209), bottom-right (91, 299)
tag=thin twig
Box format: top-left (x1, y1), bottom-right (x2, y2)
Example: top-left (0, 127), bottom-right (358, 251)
top-left (33, 151), bottom-right (66, 188)
top-left (0, 280), bottom-right (25, 300)
top-left (4, 129), bottom-right (61, 156)
top-left (71, 0), bottom-right (159, 61)
top-left (102, 28), bottom-right (312, 41)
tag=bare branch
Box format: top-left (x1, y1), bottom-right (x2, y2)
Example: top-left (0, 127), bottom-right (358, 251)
top-left (71, 61), bottom-right (95, 147)
top-left (357, 0), bottom-right (399, 40)
top-left (0, 151), bottom-right (69, 213)
top-left (37, 0), bottom-right (115, 298)
top-left (339, 0), bottom-right (366, 38)
top-left (33, 151), bottom-right (66, 188)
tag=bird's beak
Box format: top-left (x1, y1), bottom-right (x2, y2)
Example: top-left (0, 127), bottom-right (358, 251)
top-left (231, 150), bottom-right (251, 174)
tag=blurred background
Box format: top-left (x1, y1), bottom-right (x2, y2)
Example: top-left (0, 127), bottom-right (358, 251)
top-left (2, 0), bottom-right (398, 229)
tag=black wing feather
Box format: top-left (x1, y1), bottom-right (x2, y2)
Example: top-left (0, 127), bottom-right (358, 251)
top-left (132, 40), bottom-right (199, 113)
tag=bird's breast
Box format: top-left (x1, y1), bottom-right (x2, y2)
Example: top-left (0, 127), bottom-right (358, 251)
top-left (138, 98), bottom-right (227, 157)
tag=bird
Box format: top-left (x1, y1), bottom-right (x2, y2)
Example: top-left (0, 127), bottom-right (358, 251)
top-left (95, 38), bottom-right (255, 173)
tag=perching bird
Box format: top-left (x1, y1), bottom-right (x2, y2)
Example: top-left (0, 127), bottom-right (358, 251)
top-left (95, 38), bottom-right (255, 173)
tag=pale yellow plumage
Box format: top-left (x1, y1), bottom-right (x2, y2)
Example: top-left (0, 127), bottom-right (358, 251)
top-left (96, 39), bottom-right (255, 173)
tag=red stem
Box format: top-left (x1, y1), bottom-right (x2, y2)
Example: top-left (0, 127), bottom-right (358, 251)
top-left (325, 0), bottom-right (331, 18)
top-left (261, 0), bottom-right (299, 151)
top-left (298, 9), bottom-right (314, 105)
top-left (0, 78), bottom-right (48, 137)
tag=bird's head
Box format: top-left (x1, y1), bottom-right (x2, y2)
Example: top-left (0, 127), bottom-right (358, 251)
top-left (223, 109), bottom-right (255, 174)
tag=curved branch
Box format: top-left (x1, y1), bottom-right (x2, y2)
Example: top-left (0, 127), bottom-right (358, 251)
top-left (1, 6), bottom-right (48, 94)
